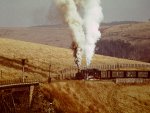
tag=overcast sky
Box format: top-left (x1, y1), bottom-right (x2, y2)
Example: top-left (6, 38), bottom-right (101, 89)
top-left (0, 0), bottom-right (150, 27)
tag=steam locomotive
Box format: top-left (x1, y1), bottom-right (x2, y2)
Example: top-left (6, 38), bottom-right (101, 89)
top-left (75, 68), bottom-right (101, 80)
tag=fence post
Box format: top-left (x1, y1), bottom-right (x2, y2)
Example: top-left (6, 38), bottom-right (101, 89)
top-left (48, 64), bottom-right (51, 83)
top-left (148, 71), bottom-right (150, 78)
top-left (1, 70), bottom-right (2, 79)
top-left (22, 59), bottom-right (26, 83)
top-left (49, 64), bottom-right (51, 78)
top-left (70, 67), bottom-right (72, 79)
top-left (124, 71), bottom-right (127, 78)
top-left (109, 70), bottom-right (112, 79)
top-left (136, 71), bottom-right (138, 78)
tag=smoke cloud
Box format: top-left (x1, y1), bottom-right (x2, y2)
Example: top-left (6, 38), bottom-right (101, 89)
top-left (83, 0), bottom-right (103, 66)
top-left (55, 0), bottom-right (103, 68)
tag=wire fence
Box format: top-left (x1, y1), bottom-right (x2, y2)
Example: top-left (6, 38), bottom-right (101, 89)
top-left (84, 63), bottom-right (150, 70)
top-left (57, 63), bottom-right (150, 80)
top-left (1, 63), bottom-right (150, 83)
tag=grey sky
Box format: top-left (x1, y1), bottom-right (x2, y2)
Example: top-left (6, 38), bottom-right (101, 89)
top-left (102, 0), bottom-right (150, 22)
top-left (0, 0), bottom-right (150, 27)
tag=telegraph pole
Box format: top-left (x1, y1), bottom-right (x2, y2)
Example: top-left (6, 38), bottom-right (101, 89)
top-left (48, 64), bottom-right (51, 83)
top-left (22, 59), bottom-right (26, 82)
top-left (0, 70), bottom-right (2, 79)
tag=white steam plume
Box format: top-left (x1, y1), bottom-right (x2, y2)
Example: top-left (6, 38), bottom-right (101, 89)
top-left (83, 0), bottom-right (103, 66)
top-left (55, 0), bottom-right (85, 49)
top-left (55, 0), bottom-right (103, 67)
top-left (55, 0), bottom-right (85, 68)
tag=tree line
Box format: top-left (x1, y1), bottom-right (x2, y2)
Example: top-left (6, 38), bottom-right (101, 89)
top-left (96, 39), bottom-right (150, 63)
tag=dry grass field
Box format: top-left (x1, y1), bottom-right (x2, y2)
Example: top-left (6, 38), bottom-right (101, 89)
top-left (0, 37), bottom-right (74, 81)
top-left (102, 22), bottom-right (150, 48)
top-left (39, 81), bottom-right (150, 113)
top-left (96, 22), bottom-right (150, 62)
top-left (0, 38), bottom-right (150, 113)
top-left (0, 25), bottom-right (72, 48)
top-left (1, 22), bottom-right (150, 63)
top-left (1, 22), bottom-right (149, 49)
top-left (0, 38), bottom-right (149, 80)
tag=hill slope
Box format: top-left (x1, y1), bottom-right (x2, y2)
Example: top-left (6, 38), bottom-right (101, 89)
top-left (97, 22), bottom-right (150, 62)
top-left (0, 38), bottom-right (150, 113)
top-left (0, 26), bottom-right (72, 48)
top-left (0, 22), bottom-right (150, 63)
top-left (38, 81), bottom-right (150, 113)
top-left (0, 38), bottom-right (149, 80)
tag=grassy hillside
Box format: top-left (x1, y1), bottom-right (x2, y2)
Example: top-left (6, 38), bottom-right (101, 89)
top-left (0, 38), bottom-right (74, 81)
top-left (101, 22), bottom-right (150, 46)
top-left (97, 22), bottom-right (150, 62)
top-left (0, 38), bottom-right (149, 80)
top-left (36, 81), bottom-right (150, 113)
top-left (0, 38), bottom-right (150, 113)
top-left (0, 26), bottom-right (72, 48)
top-left (1, 22), bottom-right (149, 49)
top-left (0, 22), bottom-right (150, 63)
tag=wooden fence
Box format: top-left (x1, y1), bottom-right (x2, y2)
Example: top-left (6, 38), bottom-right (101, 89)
top-left (57, 63), bottom-right (150, 80)
top-left (0, 78), bottom-right (40, 86)
top-left (1, 63), bottom-right (150, 83)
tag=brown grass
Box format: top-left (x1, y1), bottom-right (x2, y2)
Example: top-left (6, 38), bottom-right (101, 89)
top-left (0, 26), bottom-right (72, 48)
top-left (102, 22), bottom-right (150, 47)
top-left (41, 81), bottom-right (150, 113)
top-left (0, 38), bottom-right (150, 113)
top-left (0, 38), bottom-right (149, 80)
top-left (1, 22), bottom-right (150, 49)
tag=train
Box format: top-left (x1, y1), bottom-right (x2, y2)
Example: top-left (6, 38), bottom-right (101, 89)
top-left (75, 68), bottom-right (150, 80)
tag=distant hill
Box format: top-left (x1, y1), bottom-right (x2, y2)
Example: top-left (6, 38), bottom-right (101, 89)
top-left (31, 24), bottom-right (69, 28)
top-left (0, 26), bottom-right (72, 48)
top-left (0, 21), bottom-right (150, 63)
top-left (96, 22), bottom-right (150, 63)
top-left (101, 21), bottom-right (139, 26)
